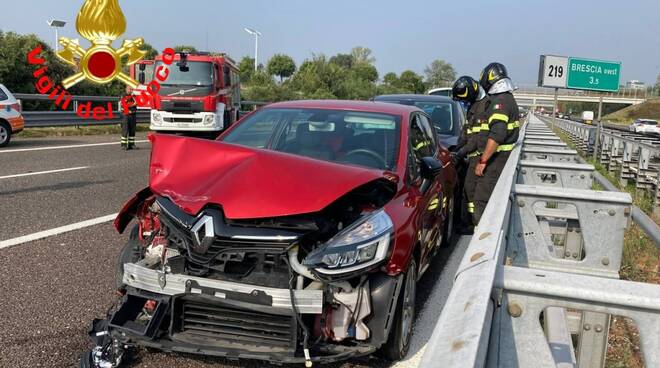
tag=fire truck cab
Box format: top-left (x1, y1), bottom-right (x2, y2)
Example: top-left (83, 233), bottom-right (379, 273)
top-left (144, 52), bottom-right (241, 136)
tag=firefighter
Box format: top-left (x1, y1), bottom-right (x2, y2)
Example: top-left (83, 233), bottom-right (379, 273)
top-left (451, 76), bottom-right (490, 232)
top-left (473, 62), bottom-right (520, 223)
top-left (121, 86), bottom-right (138, 150)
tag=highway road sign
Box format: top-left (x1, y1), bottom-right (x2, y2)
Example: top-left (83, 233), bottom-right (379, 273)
top-left (567, 57), bottom-right (621, 92)
top-left (538, 55), bottom-right (568, 88)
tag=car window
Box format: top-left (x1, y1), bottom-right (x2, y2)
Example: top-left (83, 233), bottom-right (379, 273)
top-left (223, 108), bottom-right (401, 170)
top-left (409, 113), bottom-right (435, 159)
top-left (413, 102), bottom-right (453, 135)
top-left (0, 89), bottom-right (7, 101)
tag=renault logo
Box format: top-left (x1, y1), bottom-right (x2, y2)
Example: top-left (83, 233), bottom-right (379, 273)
top-left (191, 215), bottom-right (215, 253)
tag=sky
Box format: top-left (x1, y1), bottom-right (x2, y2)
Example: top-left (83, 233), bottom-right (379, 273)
top-left (3, 0), bottom-right (659, 86)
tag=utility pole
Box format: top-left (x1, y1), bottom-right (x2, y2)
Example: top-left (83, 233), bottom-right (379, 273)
top-left (47, 19), bottom-right (67, 52)
top-left (244, 27), bottom-right (262, 71)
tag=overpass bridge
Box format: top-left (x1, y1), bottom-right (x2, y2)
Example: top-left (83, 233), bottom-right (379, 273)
top-left (514, 85), bottom-right (649, 109)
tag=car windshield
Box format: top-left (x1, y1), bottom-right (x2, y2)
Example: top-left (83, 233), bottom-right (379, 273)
top-left (642, 121), bottom-right (657, 125)
top-left (222, 108), bottom-right (401, 170)
top-left (157, 61), bottom-right (213, 86)
top-left (378, 99), bottom-right (454, 135)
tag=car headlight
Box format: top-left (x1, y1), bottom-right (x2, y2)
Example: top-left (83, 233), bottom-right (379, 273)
top-left (303, 210), bottom-right (393, 275)
top-left (204, 114), bottom-right (215, 125)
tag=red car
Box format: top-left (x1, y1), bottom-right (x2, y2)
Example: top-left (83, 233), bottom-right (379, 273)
top-left (83, 100), bottom-right (457, 367)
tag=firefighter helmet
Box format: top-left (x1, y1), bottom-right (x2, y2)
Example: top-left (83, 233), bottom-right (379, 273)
top-left (451, 76), bottom-right (480, 103)
top-left (479, 62), bottom-right (509, 92)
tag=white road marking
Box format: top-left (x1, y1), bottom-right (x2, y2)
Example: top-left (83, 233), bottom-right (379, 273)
top-left (0, 166), bottom-right (90, 180)
top-left (0, 140), bottom-right (148, 154)
top-left (0, 213), bottom-right (118, 250)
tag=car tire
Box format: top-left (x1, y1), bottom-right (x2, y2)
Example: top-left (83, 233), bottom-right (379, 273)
top-left (380, 258), bottom-right (417, 361)
top-left (0, 121), bottom-right (11, 148)
top-left (79, 350), bottom-right (94, 368)
top-left (116, 225), bottom-right (143, 289)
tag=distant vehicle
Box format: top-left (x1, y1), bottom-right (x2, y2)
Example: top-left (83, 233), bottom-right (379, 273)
top-left (427, 87), bottom-right (452, 97)
top-left (373, 94), bottom-right (465, 150)
top-left (582, 111), bottom-right (595, 124)
top-left (0, 84), bottom-right (24, 147)
top-left (629, 119), bottom-right (660, 135)
top-left (148, 52), bottom-right (241, 137)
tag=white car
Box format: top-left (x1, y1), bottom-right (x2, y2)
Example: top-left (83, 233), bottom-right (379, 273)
top-left (0, 84), bottom-right (24, 147)
top-left (629, 119), bottom-right (659, 135)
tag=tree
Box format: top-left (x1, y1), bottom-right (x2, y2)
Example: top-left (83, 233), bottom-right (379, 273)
top-left (139, 42), bottom-right (159, 59)
top-left (267, 54), bottom-right (296, 81)
top-left (424, 59), bottom-right (456, 88)
top-left (329, 53), bottom-right (354, 69)
top-left (655, 74), bottom-right (660, 96)
top-left (351, 63), bottom-right (378, 83)
top-left (351, 46), bottom-right (375, 65)
top-left (238, 56), bottom-right (255, 83)
top-left (383, 72), bottom-right (399, 86)
top-left (173, 45), bottom-right (198, 53)
top-left (397, 70), bottom-right (426, 93)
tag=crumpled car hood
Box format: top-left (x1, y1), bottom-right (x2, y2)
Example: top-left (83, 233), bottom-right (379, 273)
top-left (148, 134), bottom-right (388, 219)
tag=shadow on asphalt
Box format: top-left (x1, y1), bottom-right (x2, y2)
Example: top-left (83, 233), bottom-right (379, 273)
top-left (0, 179), bottom-right (115, 196)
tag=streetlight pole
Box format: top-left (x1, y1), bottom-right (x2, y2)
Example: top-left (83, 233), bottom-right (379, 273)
top-left (244, 27), bottom-right (262, 71)
top-left (47, 19), bottom-right (67, 52)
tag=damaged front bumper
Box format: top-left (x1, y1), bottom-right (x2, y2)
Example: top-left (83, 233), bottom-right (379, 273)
top-left (123, 263), bottom-right (323, 314)
top-left (99, 263), bottom-right (401, 365)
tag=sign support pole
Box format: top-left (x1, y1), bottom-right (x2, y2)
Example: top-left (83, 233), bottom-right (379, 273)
top-left (593, 95), bottom-right (604, 160)
top-left (552, 88), bottom-right (559, 128)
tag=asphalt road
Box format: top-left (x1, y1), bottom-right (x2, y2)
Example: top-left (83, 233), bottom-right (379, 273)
top-left (0, 134), bottom-right (469, 368)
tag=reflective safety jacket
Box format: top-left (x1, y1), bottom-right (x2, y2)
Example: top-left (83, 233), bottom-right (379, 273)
top-left (485, 92), bottom-right (520, 153)
top-left (457, 97), bottom-right (490, 158)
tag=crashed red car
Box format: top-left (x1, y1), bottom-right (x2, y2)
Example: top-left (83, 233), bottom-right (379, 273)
top-left (82, 100), bottom-right (457, 367)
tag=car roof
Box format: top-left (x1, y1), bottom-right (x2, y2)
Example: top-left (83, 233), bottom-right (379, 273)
top-left (265, 99), bottom-right (421, 115)
top-left (373, 94), bottom-right (455, 103)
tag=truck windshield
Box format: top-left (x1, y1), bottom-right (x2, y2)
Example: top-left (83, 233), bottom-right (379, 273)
top-left (157, 61), bottom-right (213, 86)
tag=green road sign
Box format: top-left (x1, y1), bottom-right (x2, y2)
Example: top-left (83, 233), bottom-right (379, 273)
top-left (567, 58), bottom-right (621, 92)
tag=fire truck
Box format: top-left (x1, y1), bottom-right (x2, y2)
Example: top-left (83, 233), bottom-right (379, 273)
top-left (131, 52), bottom-right (241, 136)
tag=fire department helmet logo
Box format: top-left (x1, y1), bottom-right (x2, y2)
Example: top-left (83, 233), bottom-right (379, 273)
top-left (190, 215), bottom-right (215, 253)
top-left (56, 0), bottom-right (147, 89)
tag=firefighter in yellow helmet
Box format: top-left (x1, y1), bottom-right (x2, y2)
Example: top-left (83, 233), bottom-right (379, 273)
top-left (473, 62), bottom-right (520, 223)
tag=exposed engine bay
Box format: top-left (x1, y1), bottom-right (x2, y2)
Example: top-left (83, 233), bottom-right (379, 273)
top-left (87, 179), bottom-right (404, 367)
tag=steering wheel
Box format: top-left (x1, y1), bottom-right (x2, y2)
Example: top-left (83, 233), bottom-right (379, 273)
top-left (343, 149), bottom-right (388, 169)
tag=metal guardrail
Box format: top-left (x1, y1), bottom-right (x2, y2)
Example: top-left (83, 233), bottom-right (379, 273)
top-left (420, 115), bottom-right (660, 368)
top-left (544, 116), bottom-right (660, 222)
top-left (13, 94), bottom-right (269, 128)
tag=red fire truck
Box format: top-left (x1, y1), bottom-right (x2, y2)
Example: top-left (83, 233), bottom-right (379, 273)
top-left (131, 52), bottom-right (241, 136)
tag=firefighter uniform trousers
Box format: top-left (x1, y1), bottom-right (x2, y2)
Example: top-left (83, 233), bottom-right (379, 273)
top-left (462, 97), bottom-right (491, 224)
top-left (121, 109), bottom-right (137, 148)
top-left (473, 151), bottom-right (509, 223)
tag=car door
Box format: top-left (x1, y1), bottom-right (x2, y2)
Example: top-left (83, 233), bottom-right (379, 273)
top-left (407, 113), bottom-right (445, 275)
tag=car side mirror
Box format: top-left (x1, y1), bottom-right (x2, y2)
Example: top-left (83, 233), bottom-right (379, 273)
top-left (420, 157), bottom-right (443, 180)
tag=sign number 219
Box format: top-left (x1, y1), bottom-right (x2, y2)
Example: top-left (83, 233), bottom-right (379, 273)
top-left (548, 65), bottom-right (564, 78)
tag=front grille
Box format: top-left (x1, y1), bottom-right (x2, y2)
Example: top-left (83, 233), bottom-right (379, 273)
top-left (175, 299), bottom-right (296, 350)
top-left (164, 116), bottom-right (203, 123)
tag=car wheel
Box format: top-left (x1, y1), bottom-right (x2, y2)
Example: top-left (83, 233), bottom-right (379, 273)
top-left (116, 225), bottom-right (143, 289)
top-left (380, 258), bottom-right (417, 361)
top-left (0, 122), bottom-right (11, 148)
